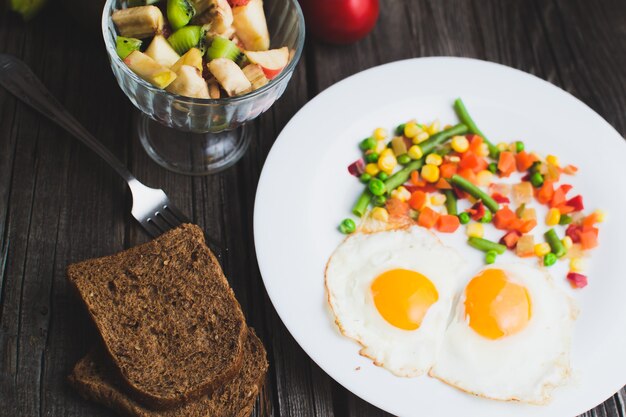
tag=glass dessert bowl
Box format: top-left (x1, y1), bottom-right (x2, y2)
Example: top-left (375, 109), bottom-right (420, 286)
top-left (102, 0), bottom-right (305, 175)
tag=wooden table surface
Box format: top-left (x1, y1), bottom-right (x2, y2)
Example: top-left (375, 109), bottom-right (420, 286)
top-left (1, 0), bottom-right (625, 416)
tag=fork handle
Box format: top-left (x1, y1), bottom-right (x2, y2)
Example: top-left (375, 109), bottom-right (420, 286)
top-left (0, 54), bottom-right (136, 183)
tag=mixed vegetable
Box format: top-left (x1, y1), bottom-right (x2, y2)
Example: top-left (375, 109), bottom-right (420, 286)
top-left (111, 0), bottom-right (290, 99)
top-left (341, 98), bottom-right (603, 289)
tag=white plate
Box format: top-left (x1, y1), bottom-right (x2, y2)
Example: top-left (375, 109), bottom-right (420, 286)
top-left (254, 57), bottom-right (626, 417)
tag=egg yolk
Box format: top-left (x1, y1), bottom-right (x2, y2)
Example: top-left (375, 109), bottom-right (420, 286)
top-left (370, 269), bottom-right (439, 331)
top-left (464, 269), bottom-right (531, 339)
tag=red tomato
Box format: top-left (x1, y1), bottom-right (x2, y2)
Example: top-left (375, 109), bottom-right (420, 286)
top-left (299, 0), bottom-right (380, 44)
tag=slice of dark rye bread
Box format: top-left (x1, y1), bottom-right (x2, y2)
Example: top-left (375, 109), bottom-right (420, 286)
top-left (66, 224), bottom-right (247, 409)
top-left (69, 329), bottom-right (268, 417)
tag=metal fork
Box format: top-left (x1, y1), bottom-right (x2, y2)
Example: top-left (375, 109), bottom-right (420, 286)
top-left (0, 54), bottom-right (190, 238)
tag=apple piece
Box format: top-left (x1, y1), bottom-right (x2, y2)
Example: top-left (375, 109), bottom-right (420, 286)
top-left (242, 64), bottom-right (268, 90)
top-left (145, 35), bottom-right (181, 68)
top-left (170, 47), bottom-right (204, 73)
top-left (243, 47), bottom-right (288, 79)
top-left (166, 65), bottom-right (210, 98)
top-left (207, 58), bottom-right (251, 96)
top-left (124, 51), bottom-right (177, 89)
top-left (232, 0), bottom-right (269, 51)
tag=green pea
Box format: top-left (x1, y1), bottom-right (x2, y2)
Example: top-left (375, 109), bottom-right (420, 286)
top-left (395, 123), bottom-right (406, 136)
top-left (372, 195), bottom-right (387, 207)
top-left (397, 154), bottom-right (411, 165)
top-left (365, 152), bottom-right (379, 163)
top-left (559, 215), bottom-right (573, 225)
top-left (377, 172), bottom-right (389, 181)
top-left (359, 173), bottom-right (371, 183)
top-left (515, 141), bottom-right (525, 152)
top-left (458, 212), bottom-right (470, 224)
top-left (480, 210), bottom-right (493, 223)
top-left (368, 178), bottom-right (386, 196)
top-left (339, 218), bottom-right (356, 234)
top-left (485, 250), bottom-right (498, 264)
top-left (530, 172), bottom-right (544, 188)
top-left (488, 162), bottom-right (498, 174)
top-left (360, 137), bottom-right (376, 151)
top-left (543, 252), bottom-right (557, 267)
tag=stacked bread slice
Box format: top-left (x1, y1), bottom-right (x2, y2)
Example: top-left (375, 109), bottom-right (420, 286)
top-left (67, 224), bottom-right (267, 417)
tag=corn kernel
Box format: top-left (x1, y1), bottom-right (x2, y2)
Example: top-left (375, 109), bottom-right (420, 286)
top-left (476, 170), bottom-right (494, 186)
top-left (374, 139), bottom-right (387, 154)
top-left (378, 148), bottom-right (398, 174)
top-left (508, 142), bottom-right (518, 153)
top-left (373, 127), bottom-right (387, 141)
top-left (391, 186), bottom-right (411, 202)
top-left (412, 131), bottom-right (430, 144)
top-left (425, 153), bottom-right (443, 166)
top-left (371, 207), bottom-right (389, 222)
top-left (430, 193), bottom-right (447, 206)
top-left (365, 163), bottom-right (380, 176)
top-left (421, 164), bottom-right (440, 183)
top-left (562, 236), bottom-right (573, 250)
top-left (404, 122), bottom-right (421, 139)
top-left (408, 145), bottom-right (423, 160)
top-left (476, 143), bottom-right (490, 157)
top-left (534, 242), bottom-right (551, 257)
top-left (448, 155), bottom-right (461, 163)
top-left (426, 120), bottom-right (440, 135)
top-left (546, 208), bottom-right (561, 226)
top-left (593, 209), bottom-right (606, 223)
top-left (451, 135), bottom-right (469, 153)
top-left (466, 223), bottom-right (484, 238)
top-left (546, 155), bottom-right (560, 167)
top-left (497, 142), bottom-right (508, 151)
top-left (569, 258), bottom-right (585, 273)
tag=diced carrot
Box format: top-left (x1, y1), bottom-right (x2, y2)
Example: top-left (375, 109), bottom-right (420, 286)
top-left (583, 211), bottom-right (602, 227)
top-left (386, 199), bottom-right (410, 219)
top-left (435, 178), bottom-right (452, 189)
top-left (459, 152), bottom-right (481, 171)
top-left (563, 164), bottom-right (578, 175)
top-left (468, 135), bottom-right (484, 153)
top-left (417, 206), bottom-right (440, 229)
top-left (580, 229), bottom-right (598, 250)
top-left (517, 219), bottom-right (537, 233)
top-left (515, 151), bottom-right (537, 172)
top-left (556, 204), bottom-right (575, 214)
top-left (440, 163), bottom-right (458, 179)
top-left (408, 190), bottom-right (427, 210)
top-left (497, 151), bottom-right (516, 177)
top-left (500, 230), bottom-right (521, 249)
top-left (410, 170), bottom-right (426, 187)
top-left (458, 168), bottom-right (477, 184)
top-left (536, 180), bottom-right (555, 204)
top-left (473, 157), bottom-right (488, 173)
top-left (550, 188), bottom-right (568, 208)
top-left (436, 214), bottom-right (460, 233)
top-left (493, 206), bottom-right (516, 230)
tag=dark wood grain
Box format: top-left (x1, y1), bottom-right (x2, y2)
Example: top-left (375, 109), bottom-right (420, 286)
top-left (0, 0), bottom-right (625, 416)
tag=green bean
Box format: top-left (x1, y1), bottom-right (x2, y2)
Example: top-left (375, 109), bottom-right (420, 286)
top-left (468, 237), bottom-right (507, 254)
top-left (544, 228), bottom-right (567, 258)
top-left (352, 190), bottom-right (371, 217)
top-left (448, 174), bottom-right (500, 213)
top-left (488, 162), bottom-right (498, 174)
top-left (383, 123), bottom-right (468, 191)
top-left (443, 190), bottom-right (457, 215)
top-left (453, 98), bottom-right (499, 159)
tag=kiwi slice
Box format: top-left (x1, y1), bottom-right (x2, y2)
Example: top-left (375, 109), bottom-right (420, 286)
top-left (167, 25), bottom-right (203, 55)
top-left (167, 0), bottom-right (195, 30)
top-left (206, 36), bottom-right (242, 62)
top-left (116, 36), bottom-right (143, 59)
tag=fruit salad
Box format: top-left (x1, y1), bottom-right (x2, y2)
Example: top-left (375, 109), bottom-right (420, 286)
top-left (111, 0), bottom-right (290, 99)
top-left (340, 98), bottom-right (603, 289)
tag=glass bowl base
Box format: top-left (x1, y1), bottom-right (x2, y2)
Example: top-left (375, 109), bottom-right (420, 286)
top-left (137, 114), bottom-right (251, 176)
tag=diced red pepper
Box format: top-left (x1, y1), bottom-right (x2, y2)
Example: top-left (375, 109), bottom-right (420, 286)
top-left (491, 193), bottom-right (510, 204)
top-left (566, 195), bottom-right (584, 212)
top-left (567, 272), bottom-right (588, 289)
top-left (469, 201), bottom-right (486, 221)
top-left (458, 168), bottom-right (477, 184)
top-left (566, 224), bottom-right (582, 243)
top-left (556, 205), bottom-right (575, 214)
top-left (500, 230), bottom-right (522, 249)
top-left (521, 173), bottom-right (531, 182)
top-left (348, 159), bottom-right (365, 177)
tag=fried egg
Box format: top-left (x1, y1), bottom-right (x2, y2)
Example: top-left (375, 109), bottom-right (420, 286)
top-left (325, 226), bottom-right (466, 376)
top-left (430, 263), bottom-right (575, 404)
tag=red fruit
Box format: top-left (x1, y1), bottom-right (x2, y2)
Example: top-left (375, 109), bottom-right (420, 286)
top-left (567, 272), bottom-right (588, 289)
top-left (566, 195), bottom-right (584, 212)
top-left (228, 0), bottom-right (250, 6)
top-left (299, 0), bottom-right (379, 44)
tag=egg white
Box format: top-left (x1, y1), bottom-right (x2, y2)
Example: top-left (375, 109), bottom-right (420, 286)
top-left (430, 263), bottom-right (576, 404)
top-left (325, 226), bottom-right (467, 377)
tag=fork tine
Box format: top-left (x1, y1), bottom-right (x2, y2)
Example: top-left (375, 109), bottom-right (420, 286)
top-left (147, 216), bottom-right (170, 234)
top-left (141, 219), bottom-right (163, 238)
top-left (164, 203), bottom-right (192, 224)
top-left (158, 208), bottom-right (182, 229)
